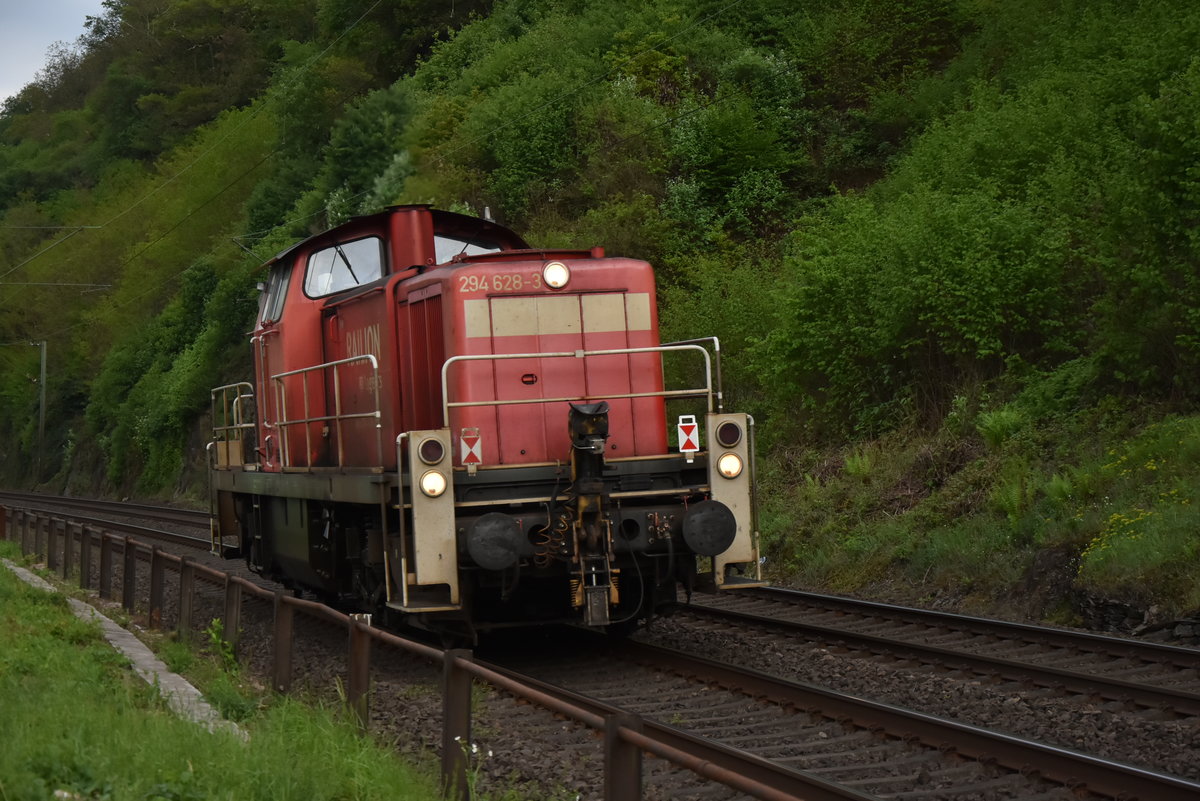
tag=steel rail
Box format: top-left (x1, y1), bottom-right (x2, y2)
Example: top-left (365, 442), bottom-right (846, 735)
top-left (0, 490), bottom-right (209, 528)
top-left (474, 658), bottom-right (877, 801)
top-left (737, 586), bottom-right (1200, 669)
top-left (671, 601), bottom-right (1200, 716)
top-left (615, 640), bottom-right (1200, 801)
top-left (0, 493), bottom-right (209, 549)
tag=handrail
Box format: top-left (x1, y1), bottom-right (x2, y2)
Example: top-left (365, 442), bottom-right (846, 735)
top-left (439, 343), bottom-right (714, 428)
top-left (210, 382), bottom-right (256, 439)
top-left (660, 336), bottom-right (723, 413)
top-left (210, 382), bottom-right (256, 469)
top-left (270, 355), bottom-right (384, 469)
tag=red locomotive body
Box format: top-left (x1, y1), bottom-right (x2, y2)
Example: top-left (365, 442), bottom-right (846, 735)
top-left (211, 206), bottom-right (761, 635)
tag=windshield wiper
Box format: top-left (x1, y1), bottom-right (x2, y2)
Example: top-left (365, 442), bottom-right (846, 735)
top-left (333, 243), bottom-right (359, 284)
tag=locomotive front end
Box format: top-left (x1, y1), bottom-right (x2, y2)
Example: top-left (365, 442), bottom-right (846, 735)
top-left (392, 247), bottom-right (764, 629)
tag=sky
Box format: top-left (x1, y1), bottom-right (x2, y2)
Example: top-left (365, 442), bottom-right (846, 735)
top-left (0, 1), bottom-right (108, 104)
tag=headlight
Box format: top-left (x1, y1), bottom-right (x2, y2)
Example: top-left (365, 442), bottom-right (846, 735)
top-left (419, 470), bottom-right (448, 497)
top-left (716, 453), bottom-right (743, 479)
top-left (715, 421), bottom-right (742, 448)
top-left (543, 261), bottom-right (570, 289)
top-left (417, 437), bottom-right (445, 465)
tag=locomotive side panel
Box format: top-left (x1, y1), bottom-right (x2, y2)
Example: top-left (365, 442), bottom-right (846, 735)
top-left (319, 287), bottom-right (398, 469)
top-left (397, 285), bottom-right (448, 434)
top-left (255, 220), bottom-right (399, 470)
top-left (255, 249), bottom-right (329, 470)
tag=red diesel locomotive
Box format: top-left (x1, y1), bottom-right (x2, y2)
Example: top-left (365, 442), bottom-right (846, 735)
top-left (209, 205), bottom-right (762, 635)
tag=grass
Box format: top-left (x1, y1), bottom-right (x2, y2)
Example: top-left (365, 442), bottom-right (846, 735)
top-left (0, 540), bottom-right (442, 801)
top-left (759, 400), bottom-right (1200, 619)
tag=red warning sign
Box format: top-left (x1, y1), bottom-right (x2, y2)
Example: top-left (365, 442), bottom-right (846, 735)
top-left (677, 415), bottom-right (700, 453)
top-left (460, 428), bottom-right (482, 465)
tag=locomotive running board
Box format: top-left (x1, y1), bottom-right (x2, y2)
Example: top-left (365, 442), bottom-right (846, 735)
top-left (694, 570), bottom-right (767, 593)
top-left (717, 574), bottom-right (767, 590)
top-left (385, 601), bottom-right (462, 613)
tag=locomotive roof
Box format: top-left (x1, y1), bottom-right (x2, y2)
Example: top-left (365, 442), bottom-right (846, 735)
top-left (265, 205), bottom-right (529, 268)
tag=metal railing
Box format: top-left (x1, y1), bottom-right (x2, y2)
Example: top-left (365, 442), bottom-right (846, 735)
top-left (440, 343), bottom-right (715, 428)
top-left (210, 382), bottom-right (256, 467)
top-left (2, 503), bottom-right (819, 801)
top-left (271, 355), bottom-right (384, 469)
top-left (661, 336), bottom-right (724, 413)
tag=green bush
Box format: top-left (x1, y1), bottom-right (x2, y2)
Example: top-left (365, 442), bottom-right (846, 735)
top-left (977, 408), bottom-right (1025, 450)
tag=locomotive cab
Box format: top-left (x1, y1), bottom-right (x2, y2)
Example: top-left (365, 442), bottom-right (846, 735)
top-left (210, 205), bottom-right (762, 635)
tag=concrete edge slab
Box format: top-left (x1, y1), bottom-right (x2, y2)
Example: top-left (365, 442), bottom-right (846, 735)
top-left (2, 558), bottom-right (245, 740)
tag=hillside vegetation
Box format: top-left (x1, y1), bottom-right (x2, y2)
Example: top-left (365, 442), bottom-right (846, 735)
top-left (2, 0), bottom-right (1197, 626)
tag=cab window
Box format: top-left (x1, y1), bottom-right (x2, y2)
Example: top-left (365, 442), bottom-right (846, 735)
top-left (260, 264), bottom-right (291, 323)
top-left (435, 234), bottom-right (501, 265)
top-left (305, 237), bottom-right (383, 297)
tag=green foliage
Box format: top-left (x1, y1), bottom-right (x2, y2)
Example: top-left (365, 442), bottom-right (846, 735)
top-left (764, 403), bottom-right (1200, 616)
top-left (400, 0), bottom-right (909, 234)
top-left (0, 564), bottom-right (441, 800)
top-left (315, 0), bottom-right (494, 81)
top-left (157, 638), bottom-right (195, 674)
top-left (842, 447), bottom-right (875, 478)
top-left (204, 618), bottom-right (238, 674)
top-left (1044, 471), bottom-right (1074, 506)
top-left (321, 86), bottom-right (417, 211)
top-left (987, 461), bottom-right (1035, 530)
top-left (1066, 418), bottom-right (1200, 608)
top-left (205, 672), bottom-right (260, 722)
top-left (84, 248), bottom-right (258, 493)
top-left (977, 407), bottom-right (1026, 451)
top-left (756, 1), bottom-right (1200, 436)
top-left (663, 91), bottom-right (801, 240)
top-left (758, 187), bottom-right (1068, 435)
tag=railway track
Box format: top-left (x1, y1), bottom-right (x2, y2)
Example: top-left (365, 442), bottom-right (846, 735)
top-left (7, 491), bottom-right (1200, 799)
top-left (0, 490), bottom-right (209, 529)
top-left (675, 588), bottom-right (1200, 715)
top-left (0, 490), bottom-right (210, 550)
top-left (484, 631), bottom-right (1200, 800)
top-left (667, 590), bottom-right (1200, 720)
